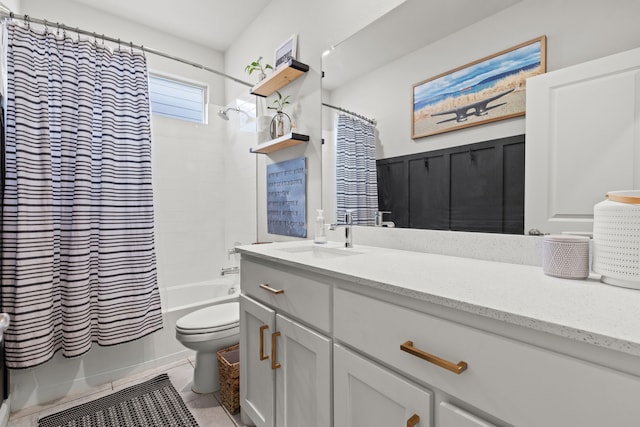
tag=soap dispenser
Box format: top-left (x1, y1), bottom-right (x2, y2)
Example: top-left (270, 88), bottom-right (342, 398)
top-left (314, 209), bottom-right (327, 244)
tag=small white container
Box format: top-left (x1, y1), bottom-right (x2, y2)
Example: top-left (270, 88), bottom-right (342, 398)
top-left (593, 190), bottom-right (640, 289)
top-left (541, 235), bottom-right (590, 280)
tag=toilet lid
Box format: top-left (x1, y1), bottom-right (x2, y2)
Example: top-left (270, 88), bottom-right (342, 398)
top-left (176, 302), bottom-right (239, 332)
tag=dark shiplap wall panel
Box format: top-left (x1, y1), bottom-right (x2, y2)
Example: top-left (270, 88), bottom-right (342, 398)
top-left (450, 146), bottom-right (502, 233)
top-left (502, 141), bottom-right (526, 234)
top-left (377, 159), bottom-right (409, 227)
top-left (408, 155), bottom-right (448, 230)
top-left (376, 134), bottom-right (525, 234)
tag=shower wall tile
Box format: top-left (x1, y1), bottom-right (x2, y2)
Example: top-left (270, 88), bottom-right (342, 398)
top-left (151, 111), bottom-right (235, 288)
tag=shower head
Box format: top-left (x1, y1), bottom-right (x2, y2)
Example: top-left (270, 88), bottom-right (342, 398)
top-left (217, 107), bottom-right (241, 120)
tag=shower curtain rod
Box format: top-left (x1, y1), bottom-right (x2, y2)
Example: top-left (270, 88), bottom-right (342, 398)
top-left (0, 11), bottom-right (253, 88)
top-left (322, 102), bottom-right (377, 125)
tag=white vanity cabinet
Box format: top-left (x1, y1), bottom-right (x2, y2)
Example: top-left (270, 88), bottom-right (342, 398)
top-left (239, 258), bottom-right (332, 427)
top-left (334, 343), bottom-right (433, 427)
top-left (238, 245), bottom-right (640, 427)
top-left (334, 287), bottom-right (640, 427)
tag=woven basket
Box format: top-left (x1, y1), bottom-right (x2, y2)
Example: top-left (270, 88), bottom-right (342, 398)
top-left (217, 343), bottom-right (240, 414)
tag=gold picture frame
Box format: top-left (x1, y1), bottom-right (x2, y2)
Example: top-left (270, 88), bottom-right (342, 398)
top-left (412, 36), bottom-right (547, 139)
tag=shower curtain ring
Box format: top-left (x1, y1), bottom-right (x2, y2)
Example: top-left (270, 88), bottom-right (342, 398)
top-left (43, 19), bottom-right (48, 34)
top-left (24, 14), bottom-right (29, 29)
top-left (9, 11), bottom-right (13, 20)
top-left (76, 28), bottom-right (80, 42)
top-left (101, 34), bottom-right (105, 45)
top-left (117, 38), bottom-right (121, 51)
top-left (130, 41), bottom-right (133, 54)
top-left (56, 22), bottom-right (60, 36)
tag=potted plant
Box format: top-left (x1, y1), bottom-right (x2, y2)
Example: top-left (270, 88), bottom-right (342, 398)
top-left (244, 56), bottom-right (273, 82)
top-left (267, 91), bottom-right (292, 138)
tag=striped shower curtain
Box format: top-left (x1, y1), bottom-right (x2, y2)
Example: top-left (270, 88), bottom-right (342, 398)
top-left (0, 23), bottom-right (162, 368)
top-left (336, 114), bottom-right (378, 225)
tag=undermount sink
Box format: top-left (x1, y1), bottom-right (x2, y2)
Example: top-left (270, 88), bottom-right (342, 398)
top-left (277, 244), bottom-right (362, 259)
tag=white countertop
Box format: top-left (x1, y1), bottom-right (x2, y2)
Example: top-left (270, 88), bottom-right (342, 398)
top-left (237, 240), bottom-right (640, 357)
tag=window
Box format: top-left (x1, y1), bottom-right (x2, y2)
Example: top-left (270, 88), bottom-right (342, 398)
top-left (148, 73), bottom-right (207, 123)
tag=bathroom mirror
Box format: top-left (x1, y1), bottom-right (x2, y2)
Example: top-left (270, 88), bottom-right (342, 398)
top-left (321, 0), bottom-right (525, 233)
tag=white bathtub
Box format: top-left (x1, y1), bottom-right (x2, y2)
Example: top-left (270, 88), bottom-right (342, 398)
top-left (162, 275), bottom-right (240, 331)
top-left (163, 275), bottom-right (239, 313)
top-left (10, 275), bottom-right (240, 412)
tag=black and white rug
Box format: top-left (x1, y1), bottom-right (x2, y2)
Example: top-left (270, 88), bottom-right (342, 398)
top-left (38, 373), bottom-right (199, 427)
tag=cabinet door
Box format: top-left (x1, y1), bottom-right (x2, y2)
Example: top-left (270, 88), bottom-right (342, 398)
top-left (439, 402), bottom-right (496, 427)
top-left (334, 344), bottom-right (432, 427)
top-left (274, 314), bottom-right (331, 427)
top-left (240, 295), bottom-right (276, 427)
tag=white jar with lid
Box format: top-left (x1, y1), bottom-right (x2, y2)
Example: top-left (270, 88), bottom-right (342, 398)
top-left (541, 235), bottom-right (590, 279)
top-left (593, 190), bottom-right (640, 289)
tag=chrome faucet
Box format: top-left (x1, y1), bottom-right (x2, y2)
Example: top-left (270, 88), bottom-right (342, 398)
top-left (375, 211), bottom-right (391, 227)
top-left (329, 209), bottom-right (354, 248)
top-left (375, 210), bottom-right (395, 228)
top-left (220, 266), bottom-right (239, 276)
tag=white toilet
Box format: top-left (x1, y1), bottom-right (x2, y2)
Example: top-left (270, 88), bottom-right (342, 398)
top-left (175, 302), bottom-right (240, 393)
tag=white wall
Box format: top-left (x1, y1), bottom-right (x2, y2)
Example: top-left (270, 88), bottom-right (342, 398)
top-left (224, 0), bottom-right (405, 242)
top-left (9, 0), bottom-right (257, 411)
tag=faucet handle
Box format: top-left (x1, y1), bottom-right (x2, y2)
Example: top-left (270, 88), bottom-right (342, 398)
top-left (375, 211), bottom-right (391, 226)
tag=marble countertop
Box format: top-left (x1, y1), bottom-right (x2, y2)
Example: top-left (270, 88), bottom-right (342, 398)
top-left (237, 240), bottom-right (640, 357)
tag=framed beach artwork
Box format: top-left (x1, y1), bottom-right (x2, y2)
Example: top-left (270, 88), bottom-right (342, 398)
top-left (275, 34), bottom-right (298, 69)
top-left (412, 36), bottom-right (546, 139)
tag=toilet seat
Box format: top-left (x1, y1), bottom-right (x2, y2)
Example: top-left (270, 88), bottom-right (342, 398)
top-left (176, 302), bottom-right (239, 335)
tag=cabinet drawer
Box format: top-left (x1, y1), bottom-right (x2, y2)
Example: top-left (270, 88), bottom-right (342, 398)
top-left (334, 288), bottom-right (640, 427)
top-left (241, 258), bottom-right (331, 333)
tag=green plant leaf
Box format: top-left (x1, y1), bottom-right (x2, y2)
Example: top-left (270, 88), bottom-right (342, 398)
top-left (244, 56), bottom-right (269, 75)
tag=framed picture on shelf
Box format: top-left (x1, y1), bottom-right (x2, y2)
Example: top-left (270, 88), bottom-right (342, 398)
top-left (412, 36), bottom-right (546, 139)
top-left (275, 34), bottom-right (298, 69)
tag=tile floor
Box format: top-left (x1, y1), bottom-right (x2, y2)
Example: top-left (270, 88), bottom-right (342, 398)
top-left (7, 358), bottom-right (249, 426)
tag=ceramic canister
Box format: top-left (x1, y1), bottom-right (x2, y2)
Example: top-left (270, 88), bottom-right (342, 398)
top-left (592, 190), bottom-right (640, 289)
top-left (541, 235), bottom-right (590, 280)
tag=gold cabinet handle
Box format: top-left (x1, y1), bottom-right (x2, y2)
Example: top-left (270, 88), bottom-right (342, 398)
top-left (271, 332), bottom-right (281, 370)
top-left (407, 414), bottom-right (420, 427)
top-left (259, 325), bottom-right (269, 361)
top-left (400, 340), bottom-right (468, 374)
top-left (259, 283), bottom-right (285, 295)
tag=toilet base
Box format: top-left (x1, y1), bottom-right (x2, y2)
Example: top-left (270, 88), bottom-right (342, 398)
top-left (189, 335), bottom-right (239, 394)
top-left (192, 351), bottom-right (219, 394)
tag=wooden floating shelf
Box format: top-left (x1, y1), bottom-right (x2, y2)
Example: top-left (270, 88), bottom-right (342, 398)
top-left (250, 59), bottom-right (310, 97)
top-left (250, 132), bottom-right (310, 154)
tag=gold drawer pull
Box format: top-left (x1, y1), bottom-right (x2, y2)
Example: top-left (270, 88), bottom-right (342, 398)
top-left (259, 283), bottom-right (285, 294)
top-left (271, 332), bottom-right (281, 370)
top-left (400, 340), bottom-right (468, 374)
top-left (407, 414), bottom-right (420, 427)
top-left (259, 325), bottom-right (269, 361)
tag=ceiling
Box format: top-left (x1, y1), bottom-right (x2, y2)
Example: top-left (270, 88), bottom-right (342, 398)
top-left (70, 0), bottom-right (273, 52)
